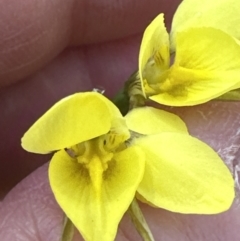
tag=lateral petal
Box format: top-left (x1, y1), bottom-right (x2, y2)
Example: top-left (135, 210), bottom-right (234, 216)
top-left (49, 147), bottom-right (145, 241)
top-left (134, 133), bottom-right (234, 214)
top-left (125, 106), bottom-right (188, 135)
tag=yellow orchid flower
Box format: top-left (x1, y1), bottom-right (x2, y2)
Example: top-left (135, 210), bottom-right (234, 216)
top-left (139, 13), bottom-right (240, 106)
top-left (21, 92), bottom-right (234, 241)
top-left (171, 0), bottom-right (240, 51)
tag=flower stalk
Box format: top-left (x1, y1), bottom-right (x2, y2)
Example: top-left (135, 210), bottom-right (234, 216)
top-left (61, 216), bottom-right (74, 241)
top-left (128, 198), bottom-right (155, 241)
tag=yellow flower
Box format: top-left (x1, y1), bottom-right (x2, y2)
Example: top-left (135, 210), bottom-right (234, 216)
top-left (139, 11), bottom-right (240, 106)
top-left (22, 92), bottom-right (234, 241)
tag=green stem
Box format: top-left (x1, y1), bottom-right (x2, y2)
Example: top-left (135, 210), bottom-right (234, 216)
top-left (112, 88), bottom-right (130, 115)
top-left (128, 198), bottom-right (155, 241)
top-left (112, 70), bottom-right (147, 115)
top-left (60, 215), bottom-right (74, 241)
top-left (215, 88), bottom-right (240, 101)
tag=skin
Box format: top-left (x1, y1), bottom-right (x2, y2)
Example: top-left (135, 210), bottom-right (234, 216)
top-left (0, 0), bottom-right (240, 240)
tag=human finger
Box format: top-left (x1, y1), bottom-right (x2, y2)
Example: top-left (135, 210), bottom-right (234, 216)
top-left (0, 0), bottom-right (180, 87)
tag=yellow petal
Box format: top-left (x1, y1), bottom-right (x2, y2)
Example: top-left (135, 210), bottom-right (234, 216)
top-left (125, 106), bottom-right (188, 135)
top-left (139, 13), bottom-right (170, 96)
top-left (49, 147), bottom-right (145, 241)
top-left (150, 27), bottom-right (240, 106)
top-left (171, 0), bottom-right (240, 51)
top-left (134, 133), bottom-right (234, 214)
top-left (21, 92), bottom-right (122, 153)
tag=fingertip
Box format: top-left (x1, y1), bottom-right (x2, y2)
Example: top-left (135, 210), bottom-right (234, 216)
top-left (0, 163), bottom-right (63, 240)
top-left (0, 0), bottom-right (181, 87)
top-left (0, 0), bottom-right (73, 87)
top-left (70, 0), bottom-right (180, 45)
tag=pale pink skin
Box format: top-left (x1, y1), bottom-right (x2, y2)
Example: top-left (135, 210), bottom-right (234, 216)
top-left (0, 0), bottom-right (240, 240)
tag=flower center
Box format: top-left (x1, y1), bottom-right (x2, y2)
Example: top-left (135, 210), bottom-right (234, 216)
top-left (66, 130), bottom-right (128, 194)
top-left (142, 51), bottom-right (170, 96)
top-left (143, 55), bottom-right (169, 86)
